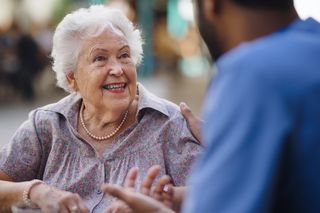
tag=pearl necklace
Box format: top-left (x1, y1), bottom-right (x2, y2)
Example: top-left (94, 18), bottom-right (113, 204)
top-left (79, 103), bottom-right (128, 141)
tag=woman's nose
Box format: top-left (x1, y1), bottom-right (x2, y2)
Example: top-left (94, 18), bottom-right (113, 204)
top-left (108, 62), bottom-right (123, 76)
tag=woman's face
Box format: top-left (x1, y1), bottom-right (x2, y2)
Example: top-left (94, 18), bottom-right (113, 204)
top-left (68, 27), bottom-right (137, 113)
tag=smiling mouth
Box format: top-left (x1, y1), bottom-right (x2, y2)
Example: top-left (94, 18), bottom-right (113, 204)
top-left (102, 83), bottom-right (126, 91)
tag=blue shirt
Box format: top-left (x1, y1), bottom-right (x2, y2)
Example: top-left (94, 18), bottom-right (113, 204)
top-left (183, 18), bottom-right (320, 213)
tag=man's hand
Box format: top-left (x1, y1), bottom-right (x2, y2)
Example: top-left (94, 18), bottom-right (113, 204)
top-left (180, 102), bottom-right (203, 143)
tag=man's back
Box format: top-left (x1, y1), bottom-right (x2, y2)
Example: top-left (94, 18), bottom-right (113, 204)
top-left (184, 18), bottom-right (320, 213)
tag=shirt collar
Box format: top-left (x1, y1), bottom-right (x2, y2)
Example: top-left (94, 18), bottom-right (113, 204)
top-left (136, 83), bottom-right (170, 118)
top-left (287, 18), bottom-right (320, 33)
top-left (40, 93), bottom-right (81, 129)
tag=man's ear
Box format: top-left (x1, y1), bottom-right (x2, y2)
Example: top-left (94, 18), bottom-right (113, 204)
top-left (203, 0), bottom-right (221, 20)
top-left (66, 72), bottom-right (78, 91)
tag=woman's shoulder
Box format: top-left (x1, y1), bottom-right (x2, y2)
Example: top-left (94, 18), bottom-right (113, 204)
top-left (38, 93), bottom-right (80, 112)
top-left (28, 93), bottom-right (80, 124)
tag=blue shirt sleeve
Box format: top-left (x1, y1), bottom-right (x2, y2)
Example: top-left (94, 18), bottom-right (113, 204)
top-left (183, 68), bottom-right (293, 213)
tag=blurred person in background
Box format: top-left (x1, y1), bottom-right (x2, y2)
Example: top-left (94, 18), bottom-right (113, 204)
top-left (0, 21), bottom-right (46, 101)
top-left (101, 0), bottom-right (320, 212)
top-left (0, 5), bottom-right (201, 212)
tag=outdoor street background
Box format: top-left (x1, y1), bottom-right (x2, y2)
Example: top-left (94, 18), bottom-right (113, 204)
top-left (0, 0), bottom-right (319, 148)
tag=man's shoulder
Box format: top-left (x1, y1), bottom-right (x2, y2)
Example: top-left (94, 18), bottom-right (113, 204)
top-left (218, 19), bottom-right (320, 76)
top-left (217, 25), bottom-right (320, 89)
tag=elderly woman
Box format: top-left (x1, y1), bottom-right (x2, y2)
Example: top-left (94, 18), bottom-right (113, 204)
top-left (0, 5), bottom-right (201, 212)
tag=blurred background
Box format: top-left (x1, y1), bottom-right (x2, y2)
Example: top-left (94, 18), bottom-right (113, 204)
top-left (0, 0), bottom-right (319, 147)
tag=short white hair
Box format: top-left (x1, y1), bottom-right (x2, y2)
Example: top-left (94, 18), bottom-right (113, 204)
top-left (51, 5), bottom-right (143, 93)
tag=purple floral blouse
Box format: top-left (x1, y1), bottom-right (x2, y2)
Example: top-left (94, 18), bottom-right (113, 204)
top-left (0, 83), bottom-right (202, 212)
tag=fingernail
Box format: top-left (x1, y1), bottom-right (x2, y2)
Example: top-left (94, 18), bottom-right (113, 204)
top-left (163, 185), bottom-right (169, 192)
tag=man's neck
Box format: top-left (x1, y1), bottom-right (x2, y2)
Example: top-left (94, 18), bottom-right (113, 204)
top-left (222, 5), bottom-right (299, 52)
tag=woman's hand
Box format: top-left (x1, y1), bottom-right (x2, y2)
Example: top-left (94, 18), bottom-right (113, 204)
top-left (139, 165), bottom-right (174, 208)
top-left (140, 166), bottom-right (186, 212)
top-left (104, 200), bottom-right (133, 213)
top-left (102, 184), bottom-right (175, 213)
top-left (180, 102), bottom-right (203, 143)
top-left (30, 183), bottom-right (89, 213)
top-left (0, 178), bottom-right (89, 213)
top-left (102, 165), bottom-right (175, 213)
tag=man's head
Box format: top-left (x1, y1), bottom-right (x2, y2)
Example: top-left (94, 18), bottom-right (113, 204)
top-left (195, 0), bottom-right (295, 61)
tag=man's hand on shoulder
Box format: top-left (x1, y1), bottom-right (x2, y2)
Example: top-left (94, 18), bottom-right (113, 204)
top-left (180, 102), bottom-right (203, 144)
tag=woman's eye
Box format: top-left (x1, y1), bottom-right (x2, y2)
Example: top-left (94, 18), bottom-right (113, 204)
top-left (94, 56), bottom-right (106, 62)
top-left (120, 53), bottom-right (130, 58)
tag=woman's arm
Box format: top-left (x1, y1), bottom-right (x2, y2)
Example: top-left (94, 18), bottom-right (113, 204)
top-left (0, 176), bottom-right (29, 213)
top-left (0, 171), bottom-right (89, 213)
top-left (0, 171), bottom-right (42, 212)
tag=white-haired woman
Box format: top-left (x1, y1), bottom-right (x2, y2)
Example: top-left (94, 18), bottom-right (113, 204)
top-left (0, 5), bottom-right (201, 212)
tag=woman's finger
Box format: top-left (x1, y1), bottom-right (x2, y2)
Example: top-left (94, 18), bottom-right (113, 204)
top-left (59, 193), bottom-right (88, 213)
top-left (65, 196), bottom-right (80, 213)
top-left (162, 184), bottom-right (174, 208)
top-left (151, 175), bottom-right (171, 199)
top-left (124, 167), bottom-right (139, 189)
top-left (102, 184), bottom-right (131, 203)
top-left (104, 200), bottom-right (132, 213)
top-left (58, 203), bottom-right (70, 213)
top-left (68, 203), bottom-right (79, 213)
top-left (140, 165), bottom-right (161, 195)
top-left (73, 193), bottom-right (90, 213)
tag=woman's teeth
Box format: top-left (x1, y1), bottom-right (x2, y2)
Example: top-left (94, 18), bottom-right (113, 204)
top-left (103, 83), bottom-right (126, 90)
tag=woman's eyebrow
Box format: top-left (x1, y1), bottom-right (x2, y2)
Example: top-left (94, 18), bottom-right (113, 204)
top-left (89, 48), bottom-right (109, 56)
top-left (90, 48), bottom-right (109, 54)
top-left (119, 45), bottom-right (130, 51)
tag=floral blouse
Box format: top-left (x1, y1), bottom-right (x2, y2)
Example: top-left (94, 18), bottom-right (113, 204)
top-left (0, 83), bottom-right (202, 212)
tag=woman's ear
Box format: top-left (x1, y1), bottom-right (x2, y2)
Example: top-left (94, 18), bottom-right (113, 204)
top-left (66, 72), bottom-right (78, 91)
